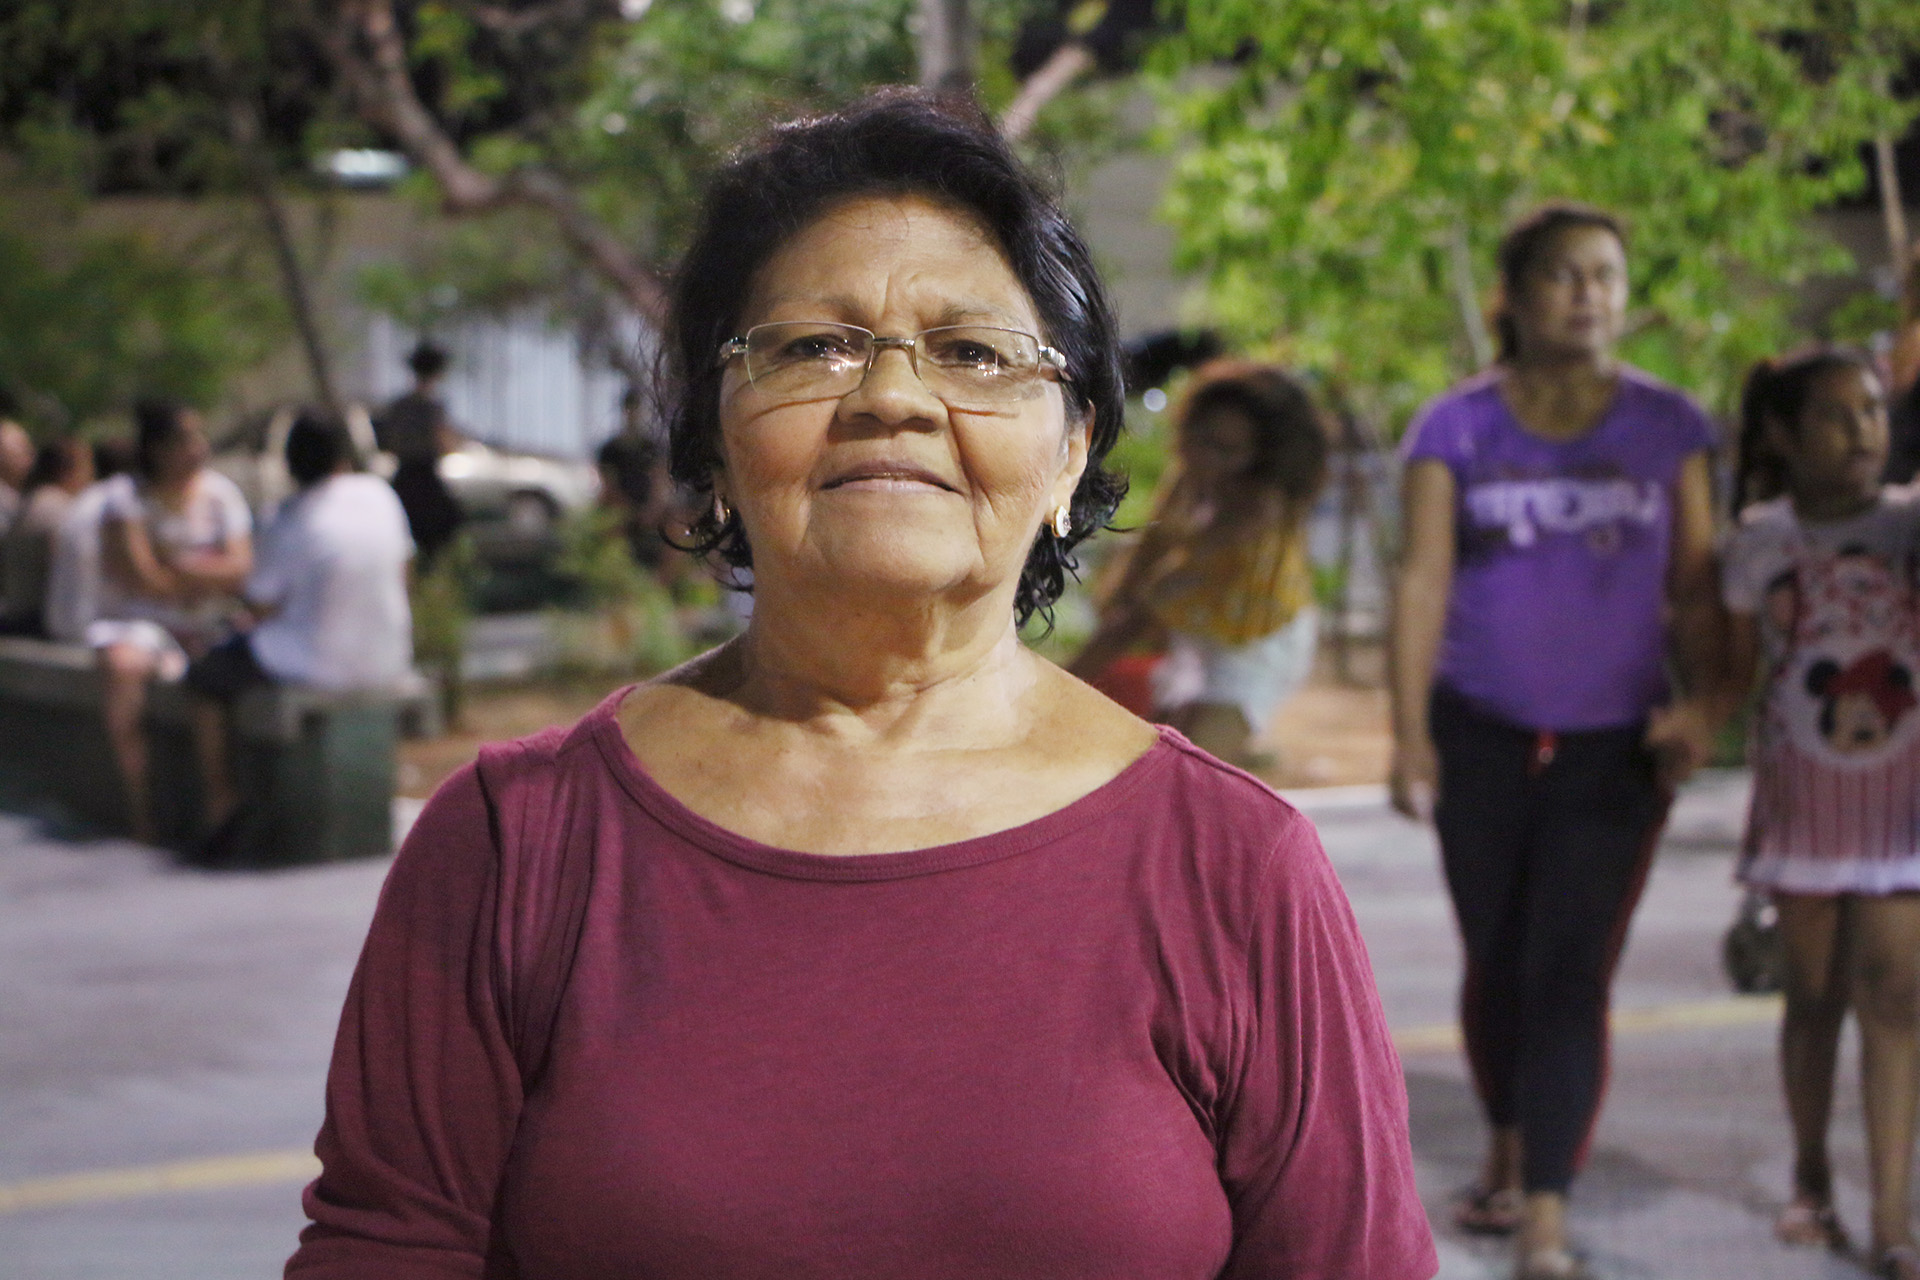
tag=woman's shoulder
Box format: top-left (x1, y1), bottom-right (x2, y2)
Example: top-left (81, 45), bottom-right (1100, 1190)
top-left (193, 466), bottom-right (251, 512)
top-left (1114, 730), bottom-right (1329, 889)
top-left (1403, 371), bottom-right (1505, 458)
top-left (1615, 365), bottom-right (1717, 440)
top-left (1414, 370), bottom-right (1504, 424)
top-left (475, 690), bottom-right (626, 792)
top-left (95, 472), bottom-right (140, 514)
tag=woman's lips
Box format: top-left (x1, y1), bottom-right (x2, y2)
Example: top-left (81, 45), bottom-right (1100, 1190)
top-left (821, 465), bottom-right (957, 492)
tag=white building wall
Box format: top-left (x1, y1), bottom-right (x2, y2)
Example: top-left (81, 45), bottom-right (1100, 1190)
top-left (363, 312), bottom-right (629, 460)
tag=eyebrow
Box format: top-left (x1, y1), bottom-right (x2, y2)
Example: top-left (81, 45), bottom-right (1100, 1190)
top-left (753, 293), bottom-right (1032, 331)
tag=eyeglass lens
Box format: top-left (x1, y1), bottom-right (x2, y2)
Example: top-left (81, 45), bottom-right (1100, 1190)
top-left (741, 322), bottom-right (1050, 405)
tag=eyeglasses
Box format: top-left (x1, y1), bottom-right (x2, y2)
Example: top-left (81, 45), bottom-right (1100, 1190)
top-left (717, 321), bottom-right (1069, 408)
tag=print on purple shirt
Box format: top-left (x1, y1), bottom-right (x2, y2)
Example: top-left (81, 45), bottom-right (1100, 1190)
top-left (1403, 366), bottom-right (1718, 732)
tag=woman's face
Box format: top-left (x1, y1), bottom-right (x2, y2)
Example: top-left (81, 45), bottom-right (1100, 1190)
top-left (61, 443), bottom-right (95, 494)
top-left (1509, 225), bottom-right (1628, 362)
top-left (1777, 363), bottom-right (1888, 507)
top-left (1179, 404), bottom-right (1258, 489)
top-left (154, 410), bottom-right (209, 485)
top-left (714, 194), bottom-right (1089, 610)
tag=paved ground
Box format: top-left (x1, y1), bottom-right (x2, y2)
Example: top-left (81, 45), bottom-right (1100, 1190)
top-left (0, 769), bottom-right (1896, 1278)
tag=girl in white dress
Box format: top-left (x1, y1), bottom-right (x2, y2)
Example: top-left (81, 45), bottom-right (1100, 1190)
top-left (1718, 346), bottom-right (1920, 1280)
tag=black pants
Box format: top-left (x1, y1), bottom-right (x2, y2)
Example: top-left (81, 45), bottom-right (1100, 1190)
top-left (392, 458), bottom-right (465, 567)
top-left (1431, 686), bottom-right (1668, 1194)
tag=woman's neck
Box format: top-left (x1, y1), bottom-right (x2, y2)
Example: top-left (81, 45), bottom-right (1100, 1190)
top-left (1500, 350), bottom-right (1620, 442)
top-left (716, 587), bottom-right (1040, 745)
top-left (145, 468), bottom-right (196, 503)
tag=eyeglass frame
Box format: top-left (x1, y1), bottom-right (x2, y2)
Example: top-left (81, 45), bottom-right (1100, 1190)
top-left (715, 321), bottom-right (1072, 403)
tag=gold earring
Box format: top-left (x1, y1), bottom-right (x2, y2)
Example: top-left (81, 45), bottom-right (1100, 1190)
top-left (1051, 504), bottom-right (1071, 538)
top-left (713, 495), bottom-right (731, 525)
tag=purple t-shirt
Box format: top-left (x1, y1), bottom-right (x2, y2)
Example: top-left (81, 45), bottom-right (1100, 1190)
top-left (1403, 367), bottom-right (1716, 731)
top-left (287, 693), bottom-right (1436, 1280)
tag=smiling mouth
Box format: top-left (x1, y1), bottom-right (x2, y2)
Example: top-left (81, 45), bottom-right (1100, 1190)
top-left (821, 466), bottom-right (958, 492)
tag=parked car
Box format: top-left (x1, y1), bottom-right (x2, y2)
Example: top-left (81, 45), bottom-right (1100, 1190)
top-left (212, 405), bottom-right (600, 544)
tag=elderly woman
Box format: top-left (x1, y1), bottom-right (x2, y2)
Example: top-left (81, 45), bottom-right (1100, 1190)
top-left (288, 91), bottom-right (1434, 1280)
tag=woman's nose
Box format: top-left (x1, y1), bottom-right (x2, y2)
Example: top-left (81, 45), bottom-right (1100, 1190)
top-left (839, 346), bottom-right (943, 425)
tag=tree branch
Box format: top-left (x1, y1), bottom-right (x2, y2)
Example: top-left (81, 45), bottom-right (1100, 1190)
top-left (464, 0), bottom-right (601, 38)
top-left (1000, 42), bottom-right (1094, 141)
top-left (313, 0), bottom-right (665, 324)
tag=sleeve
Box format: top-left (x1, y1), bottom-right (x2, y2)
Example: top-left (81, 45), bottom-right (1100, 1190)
top-left (212, 472), bottom-right (254, 539)
top-left (285, 764), bottom-right (525, 1279)
top-left (1399, 393), bottom-right (1463, 472)
top-left (1216, 815), bottom-right (1438, 1280)
top-left (247, 511), bottom-right (292, 606)
top-left (98, 475), bottom-right (139, 524)
top-left (1672, 388), bottom-right (1720, 459)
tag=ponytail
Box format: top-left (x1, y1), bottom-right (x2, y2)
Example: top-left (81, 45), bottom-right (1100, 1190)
top-left (1733, 360), bottom-right (1789, 515)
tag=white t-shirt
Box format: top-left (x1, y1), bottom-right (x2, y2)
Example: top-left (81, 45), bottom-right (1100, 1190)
top-left (1722, 488), bottom-right (1920, 891)
top-left (44, 482), bottom-right (116, 643)
top-left (95, 470), bottom-right (254, 643)
top-left (247, 473), bottom-right (414, 689)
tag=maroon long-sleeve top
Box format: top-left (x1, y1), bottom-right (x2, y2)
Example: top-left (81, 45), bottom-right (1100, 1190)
top-left (287, 691), bottom-right (1436, 1279)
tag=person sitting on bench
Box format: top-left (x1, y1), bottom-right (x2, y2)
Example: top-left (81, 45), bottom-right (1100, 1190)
top-left (186, 409), bottom-right (415, 855)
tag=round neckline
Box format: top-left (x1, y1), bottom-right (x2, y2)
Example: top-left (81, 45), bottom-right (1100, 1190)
top-left (586, 689), bottom-right (1180, 882)
top-left (1488, 365), bottom-right (1631, 449)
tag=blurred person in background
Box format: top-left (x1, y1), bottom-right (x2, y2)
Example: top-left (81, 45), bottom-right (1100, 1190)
top-left (595, 427), bottom-right (673, 570)
top-left (1070, 360), bottom-right (1330, 769)
top-left (1389, 202), bottom-right (1720, 1280)
top-left (376, 340), bottom-right (466, 566)
top-left (42, 440), bottom-right (133, 645)
top-left (89, 400), bottom-right (252, 843)
top-left (0, 437), bottom-right (95, 635)
top-left (185, 409), bottom-right (413, 858)
top-left (0, 418), bottom-right (32, 535)
top-left (1719, 347), bottom-right (1920, 1279)
top-left (287, 90), bottom-right (1434, 1280)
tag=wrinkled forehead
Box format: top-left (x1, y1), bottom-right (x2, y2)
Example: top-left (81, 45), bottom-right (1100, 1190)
top-left (741, 193), bottom-right (1039, 333)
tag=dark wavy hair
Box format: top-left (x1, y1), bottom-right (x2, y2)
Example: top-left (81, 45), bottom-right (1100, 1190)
top-left (1733, 345), bottom-right (1877, 514)
top-left (1492, 201), bottom-right (1627, 363)
top-left (661, 88), bottom-right (1128, 627)
top-left (1176, 360), bottom-right (1330, 506)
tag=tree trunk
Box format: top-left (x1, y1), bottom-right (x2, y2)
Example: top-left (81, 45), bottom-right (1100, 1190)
top-left (918, 0), bottom-right (974, 94)
top-left (228, 96), bottom-right (343, 413)
top-left (1875, 130), bottom-right (1911, 276)
top-left (1447, 216), bottom-right (1495, 369)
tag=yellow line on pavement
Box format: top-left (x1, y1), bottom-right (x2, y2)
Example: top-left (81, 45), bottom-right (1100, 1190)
top-left (0, 994), bottom-right (1790, 1216)
top-left (0, 1148), bottom-right (319, 1215)
top-left (1392, 992), bottom-right (1786, 1056)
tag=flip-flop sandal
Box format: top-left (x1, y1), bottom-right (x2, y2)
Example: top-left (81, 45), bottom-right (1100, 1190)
top-left (1879, 1244), bottom-right (1920, 1280)
top-left (1773, 1196), bottom-right (1847, 1250)
top-left (1453, 1184), bottom-right (1525, 1235)
top-left (1516, 1245), bottom-right (1595, 1280)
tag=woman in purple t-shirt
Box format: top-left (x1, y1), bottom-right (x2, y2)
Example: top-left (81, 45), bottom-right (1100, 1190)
top-left (1388, 203), bottom-right (1721, 1280)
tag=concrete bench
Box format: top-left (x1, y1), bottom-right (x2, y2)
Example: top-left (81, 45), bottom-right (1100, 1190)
top-left (0, 635), bottom-right (439, 866)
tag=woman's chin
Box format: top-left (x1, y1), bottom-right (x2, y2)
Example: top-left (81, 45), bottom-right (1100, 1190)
top-left (771, 526), bottom-right (1003, 609)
